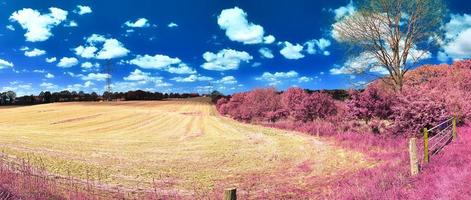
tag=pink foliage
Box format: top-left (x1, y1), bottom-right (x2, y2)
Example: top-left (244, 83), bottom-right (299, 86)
top-left (347, 83), bottom-right (395, 122)
top-left (391, 85), bottom-right (450, 137)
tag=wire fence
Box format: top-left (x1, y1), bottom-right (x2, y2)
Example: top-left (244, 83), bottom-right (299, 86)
top-left (409, 117), bottom-right (458, 176)
top-left (423, 117), bottom-right (457, 164)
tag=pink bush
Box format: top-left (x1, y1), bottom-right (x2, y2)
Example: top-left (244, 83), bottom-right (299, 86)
top-left (280, 87), bottom-right (308, 119)
top-left (295, 92), bottom-right (337, 122)
top-left (347, 83), bottom-right (395, 122)
top-left (391, 85), bottom-right (450, 137)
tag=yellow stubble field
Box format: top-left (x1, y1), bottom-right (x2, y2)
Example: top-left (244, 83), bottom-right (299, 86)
top-left (0, 98), bottom-right (371, 195)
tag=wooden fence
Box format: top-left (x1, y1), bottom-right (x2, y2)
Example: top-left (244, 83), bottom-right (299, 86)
top-left (409, 117), bottom-right (458, 176)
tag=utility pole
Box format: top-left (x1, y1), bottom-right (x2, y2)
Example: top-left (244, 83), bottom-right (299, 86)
top-left (104, 60), bottom-right (113, 101)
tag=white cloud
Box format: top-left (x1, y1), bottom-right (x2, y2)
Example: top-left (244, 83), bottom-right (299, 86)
top-left (81, 62), bottom-right (93, 69)
top-left (298, 76), bottom-right (313, 83)
top-left (304, 38), bottom-right (331, 55)
top-left (201, 49), bottom-right (253, 71)
top-left (57, 57), bottom-right (78, 68)
top-left (263, 35), bottom-right (276, 44)
top-left (129, 54), bottom-right (181, 69)
top-left (252, 62), bottom-right (262, 67)
top-left (45, 57), bottom-right (56, 63)
top-left (168, 22), bottom-right (178, 28)
top-left (439, 14), bottom-right (471, 61)
top-left (87, 34), bottom-right (106, 43)
top-left (33, 69), bottom-right (46, 73)
top-left (96, 39), bottom-right (129, 59)
top-left (75, 5), bottom-right (92, 15)
top-left (125, 18), bottom-right (150, 28)
top-left (81, 73), bottom-right (110, 81)
top-left (124, 69), bottom-right (152, 82)
top-left (40, 82), bottom-right (58, 90)
top-left (259, 47), bottom-right (274, 59)
top-left (74, 45), bottom-right (98, 58)
top-left (0, 59), bottom-right (14, 69)
top-left (2, 82), bottom-right (34, 96)
top-left (6, 25), bottom-right (15, 31)
top-left (9, 7), bottom-right (67, 42)
top-left (65, 81), bottom-right (95, 91)
top-left (154, 79), bottom-right (173, 87)
top-left (280, 41), bottom-right (304, 59)
top-left (166, 64), bottom-right (196, 74)
top-left (256, 70), bottom-right (299, 86)
top-left (65, 21), bottom-right (78, 27)
top-left (333, 0), bottom-right (356, 20)
top-left (217, 7), bottom-right (270, 44)
top-left (45, 73), bottom-right (54, 79)
top-left (24, 48), bottom-right (46, 57)
top-left (75, 34), bottom-right (129, 59)
top-left (171, 74), bottom-right (213, 82)
top-left (215, 76), bottom-right (237, 84)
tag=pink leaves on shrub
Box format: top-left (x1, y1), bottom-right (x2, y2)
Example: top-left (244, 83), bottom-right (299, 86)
top-left (391, 85), bottom-right (450, 137)
top-left (217, 87), bottom-right (338, 123)
top-left (347, 83), bottom-right (395, 122)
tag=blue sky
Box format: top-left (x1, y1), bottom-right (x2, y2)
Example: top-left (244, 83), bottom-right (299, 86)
top-left (1, 0), bottom-right (471, 96)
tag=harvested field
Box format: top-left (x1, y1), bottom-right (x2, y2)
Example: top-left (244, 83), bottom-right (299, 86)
top-left (0, 99), bottom-right (372, 196)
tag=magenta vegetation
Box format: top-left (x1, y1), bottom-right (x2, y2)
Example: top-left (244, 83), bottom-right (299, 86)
top-left (215, 60), bottom-right (471, 199)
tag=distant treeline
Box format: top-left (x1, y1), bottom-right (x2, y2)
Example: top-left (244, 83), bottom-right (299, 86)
top-left (0, 90), bottom-right (202, 106)
top-left (1, 89), bottom-right (352, 106)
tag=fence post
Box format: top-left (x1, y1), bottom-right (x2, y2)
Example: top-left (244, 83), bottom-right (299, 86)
top-left (423, 128), bottom-right (429, 164)
top-left (409, 138), bottom-right (419, 176)
top-left (223, 187), bottom-right (236, 200)
top-left (452, 117), bottom-right (457, 140)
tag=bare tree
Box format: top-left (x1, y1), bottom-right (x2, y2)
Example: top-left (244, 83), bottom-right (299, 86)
top-left (334, 0), bottom-right (446, 91)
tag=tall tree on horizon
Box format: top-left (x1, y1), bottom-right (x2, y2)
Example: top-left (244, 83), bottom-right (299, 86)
top-left (333, 0), bottom-right (446, 91)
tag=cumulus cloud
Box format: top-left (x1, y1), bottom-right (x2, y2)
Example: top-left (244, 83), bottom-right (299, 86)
top-left (9, 7), bottom-right (67, 42)
top-left (23, 48), bottom-right (46, 57)
top-left (168, 22), bottom-right (178, 28)
top-left (0, 59), bottom-right (14, 69)
top-left (215, 76), bottom-right (237, 84)
top-left (40, 82), bottom-right (58, 90)
top-left (129, 54), bottom-right (181, 69)
top-left (65, 21), bottom-right (78, 27)
top-left (279, 41), bottom-right (304, 59)
top-left (171, 74), bottom-right (213, 82)
top-left (96, 39), bottom-right (130, 59)
top-left (217, 7), bottom-right (273, 44)
top-left (75, 34), bottom-right (129, 59)
top-left (80, 62), bottom-right (100, 72)
top-left (439, 14), bottom-right (471, 61)
top-left (125, 18), bottom-right (150, 28)
top-left (75, 5), bottom-right (92, 15)
top-left (166, 64), bottom-right (196, 74)
top-left (45, 57), bottom-right (56, 63)
top-left (6, 25), bottom-right (15, 31)
top-left (304, 38), bottom-right (331, 55)
top-left (124, 69), bottom-right (152, 82)
top-left (80, 62), bottom-right (93, 69)
top-left (57, 57), bottom-right (78, 68)
top-left (65, 81), bottom-right (95, 91)
top-left (256, 70), bottom-right (299, 86)
top-left (263, 35), bottom-right (276, 44)
top-left (201, 49), bottom-right (253, 71)
top-left (45, 73), bottom-right (54, 79)
top-left (259, 47), bottom-right (274, 59)
top-left (332, 0), bottom-right (356, 20)
top-left (298, 76), bottom-right (313, 83)
top-left (81, 73), bottom-right (110, 81)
